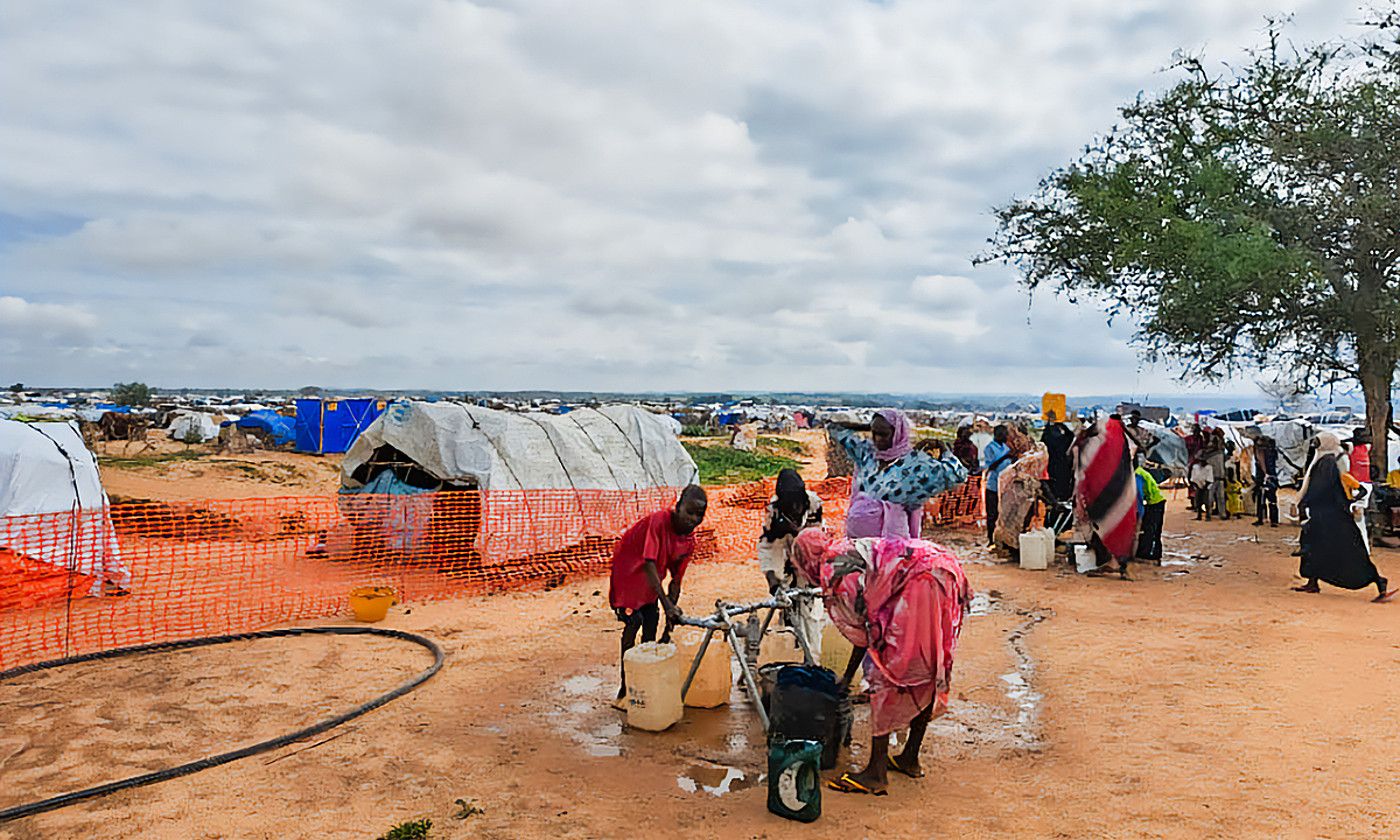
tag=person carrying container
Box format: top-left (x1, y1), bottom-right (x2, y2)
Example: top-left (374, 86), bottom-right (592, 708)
top-left (608, 485), bottom-right (708, 707)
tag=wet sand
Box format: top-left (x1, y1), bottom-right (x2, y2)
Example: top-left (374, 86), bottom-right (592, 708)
top-left (3, 501), bottom-right (1399, 839)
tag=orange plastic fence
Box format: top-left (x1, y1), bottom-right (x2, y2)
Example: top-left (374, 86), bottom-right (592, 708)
top-left (0, 476), bottom-right (978, 671)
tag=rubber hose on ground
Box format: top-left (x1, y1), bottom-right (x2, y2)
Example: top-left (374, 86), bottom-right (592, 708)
top-left (0, 625), bottom-right (444, 824)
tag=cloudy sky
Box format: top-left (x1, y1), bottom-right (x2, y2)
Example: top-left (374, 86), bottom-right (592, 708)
top-left (0, 1), bottom-right (1373, 395)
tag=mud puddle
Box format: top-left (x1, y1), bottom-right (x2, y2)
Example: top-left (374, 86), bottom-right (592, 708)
top-left (676, 762), bottom-right (761, 796)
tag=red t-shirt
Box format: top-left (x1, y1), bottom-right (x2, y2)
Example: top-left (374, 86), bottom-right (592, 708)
top-left (608, 509), bottom-right (695, 610)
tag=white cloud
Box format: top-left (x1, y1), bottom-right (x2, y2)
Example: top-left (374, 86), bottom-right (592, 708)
top-left (0, 0), bottom-right (1363, 393)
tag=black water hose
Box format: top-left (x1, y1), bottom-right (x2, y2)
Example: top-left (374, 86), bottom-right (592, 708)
top-left (0, 626), bottom-right (444, 824)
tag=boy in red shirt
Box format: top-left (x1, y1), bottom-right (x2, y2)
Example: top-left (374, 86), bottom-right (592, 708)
top-left (610, 485), bottom-right (708, 705)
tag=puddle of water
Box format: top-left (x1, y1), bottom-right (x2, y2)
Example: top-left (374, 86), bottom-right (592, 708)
top-left (676, 764), bottom-right (758, 797)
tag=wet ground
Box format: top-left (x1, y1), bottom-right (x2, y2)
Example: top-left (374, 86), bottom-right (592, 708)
top-left (6, 500), bottom-right (1400, 838)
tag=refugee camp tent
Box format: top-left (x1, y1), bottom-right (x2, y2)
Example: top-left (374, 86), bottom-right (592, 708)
top-left (295, 398), bottom-right (387, 454)
top-left (1254, 419), bottom-right (1313, 485)
top-left (0, 420), bottom-right (128, 597)
top-left (332, 403), bottom-right (698, 567)
top-left (341, 402), bottom-right (698, 492)
top-left (165, 411), bottom-right (219, 443)
top-left (235, 410), bottom-right (296, 447)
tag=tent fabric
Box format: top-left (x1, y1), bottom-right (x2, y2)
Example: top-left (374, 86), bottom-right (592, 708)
top-left (341, 402), bottom-right (699, 492)
top-left (0, 420), bottom-right (128, 595)
top-left (1254, 420), bottom-right (1314, 485)
top-left (295, 398), bottom-right (386, 454)
top-left (235, 410), bottom-right (296, 446)
top-left (166, 411), bottom-right (219, 442)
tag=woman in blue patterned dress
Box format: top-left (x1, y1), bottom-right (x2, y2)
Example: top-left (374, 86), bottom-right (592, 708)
top-left (827, 409), bottom-right (968, 539)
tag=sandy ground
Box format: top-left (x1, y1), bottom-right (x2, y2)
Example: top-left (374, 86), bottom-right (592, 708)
top-left (95, 438), bottom-right (342, 501)
top-left (5, 491), bottom-right (1400, 839)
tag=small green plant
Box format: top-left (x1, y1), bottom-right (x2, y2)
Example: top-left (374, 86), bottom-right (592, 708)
top-left (683, 442), bottom-right (799, 484)
top-left (377, 818), bottom-right (431, 840)
top-left (758, 436), bottom-right (805, 455)
top-left (680, 424), bottom-right (722, 437)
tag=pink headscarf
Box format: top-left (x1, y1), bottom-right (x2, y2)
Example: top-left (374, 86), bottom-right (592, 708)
top-left (874, 409), bottom-right (913, 462)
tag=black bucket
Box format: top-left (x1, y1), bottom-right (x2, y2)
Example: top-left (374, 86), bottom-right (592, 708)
top-left (767, 665), bottom-right (852, 770)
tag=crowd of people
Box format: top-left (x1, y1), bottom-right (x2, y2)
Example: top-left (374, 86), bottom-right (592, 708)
top-left (599, 407), bottom-right (1396, 800)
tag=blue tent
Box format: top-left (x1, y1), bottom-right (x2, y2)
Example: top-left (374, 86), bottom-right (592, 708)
top-left (295, 398), bottom-right (387, 454)
top-left (236, 410), bottom-right (296, 446)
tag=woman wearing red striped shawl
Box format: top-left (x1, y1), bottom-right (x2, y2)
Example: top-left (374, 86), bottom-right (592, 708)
top-left (1072, 415), bottom-right (1139, 579)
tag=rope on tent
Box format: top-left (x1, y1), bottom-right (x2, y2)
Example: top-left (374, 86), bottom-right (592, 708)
top-left (594, 407), bottom-right (667, 488)
top-left (0, 626), bottom-right (444, 824)
top-left (459, 405), bottom-right (540, 557)
top-left (517, 412), bottom-right (590, 535)
top-left (21, 424), bottom-right (85, 656)
top-left (566, 412), bottom-right (631, 491)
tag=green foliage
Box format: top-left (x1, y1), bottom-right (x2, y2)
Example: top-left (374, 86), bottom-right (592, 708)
top-left (979, 15), bottom-right (1400, 464)
top-left (8, 383), bottom-right (21, 393)
top-left (758, 436), bottom-right (806, 455)
top-left (680, 424), bottom-right (722, 437)
top-left (377, 818), bottom-right (432, 840)
top-left (683, 442), bottom-right (799, 484)
top-left (111, 382), bottom-right (152, 407)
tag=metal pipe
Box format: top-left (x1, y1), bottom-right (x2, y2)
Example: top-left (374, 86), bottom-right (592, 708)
top-left (729, 624), bottom-right (769, 731)
top-left (679, 627), bottom-right (716, 701)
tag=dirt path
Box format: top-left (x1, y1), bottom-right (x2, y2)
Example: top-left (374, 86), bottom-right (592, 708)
top-left (4, 502), bottom-right (1399, 839)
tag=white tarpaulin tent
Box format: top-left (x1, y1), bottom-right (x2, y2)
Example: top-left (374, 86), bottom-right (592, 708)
top-left (165, 411), bottom-right (219, 443)
top-left (0, 420), bottom-right (128, 594)
top-left (341, 402), bottom-right (699, 491)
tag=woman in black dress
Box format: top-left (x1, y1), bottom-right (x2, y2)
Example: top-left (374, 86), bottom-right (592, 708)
top-left (1293, 433), bottom-right (1395, 601)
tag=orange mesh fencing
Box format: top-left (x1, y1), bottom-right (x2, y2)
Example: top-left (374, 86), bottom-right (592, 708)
top-left (0, 475), bottom-right (979, 671)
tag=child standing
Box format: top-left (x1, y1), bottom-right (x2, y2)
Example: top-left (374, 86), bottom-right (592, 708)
top-left (609, 485), bottom-right (708, 706)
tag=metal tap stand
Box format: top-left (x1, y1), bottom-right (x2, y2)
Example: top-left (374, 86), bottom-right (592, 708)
top-left (673, 586), bottom-right (821, 731)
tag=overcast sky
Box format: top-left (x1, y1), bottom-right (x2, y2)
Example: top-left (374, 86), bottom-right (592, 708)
top-left (0, 1), bottom-right (1374, 395)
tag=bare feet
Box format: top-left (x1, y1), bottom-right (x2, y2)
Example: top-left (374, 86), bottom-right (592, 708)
top-left (1291, 583), bottom-right (1320, 593)
top-left (888, 752), bottom-right (925, 779)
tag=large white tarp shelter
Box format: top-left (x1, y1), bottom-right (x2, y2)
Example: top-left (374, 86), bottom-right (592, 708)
top-left (341, 402), bottom-right (699, 491)
top-left (0, 420), bottom-right (128, 594)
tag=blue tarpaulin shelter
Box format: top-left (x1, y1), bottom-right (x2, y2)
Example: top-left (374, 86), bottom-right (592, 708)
top-left (236, 410), bottom-right (296, 446)
top-left (295, 398), bottom-right (387, 454)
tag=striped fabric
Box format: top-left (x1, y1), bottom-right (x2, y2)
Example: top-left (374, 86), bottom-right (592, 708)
top-left (1075, 417), bottom-right (1139, 558)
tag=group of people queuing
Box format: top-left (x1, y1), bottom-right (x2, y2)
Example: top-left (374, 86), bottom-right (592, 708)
top-left (955, 409), bottom-right (1164, 580)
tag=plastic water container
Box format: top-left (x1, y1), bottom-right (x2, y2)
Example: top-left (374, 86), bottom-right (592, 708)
top-left (673, 627), bottom-right (731, 708)
top-left (767, 739), bottom-right (822, 822)
top-left (819, 623), bottom-right (861, 684)
top-left (1073, 544), bottom-right (1097, 573)
top-left (759, 628), bottom-right (804, 667)
top-left (624, 642), bottom-right (683, 731)
top-left (1018, 529), bottom-right (1053, 571)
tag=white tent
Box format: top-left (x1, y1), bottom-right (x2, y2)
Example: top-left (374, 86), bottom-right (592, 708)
top-left (0, 420), bottom-right (128, 595)
top-left (166, 411), bottom-right (219, 443)
top-left (341, 402), bottom-right (699, 491)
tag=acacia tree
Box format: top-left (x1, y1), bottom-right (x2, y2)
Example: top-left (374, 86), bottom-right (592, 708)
top-left (979, 17), bottom-right (1400, 469)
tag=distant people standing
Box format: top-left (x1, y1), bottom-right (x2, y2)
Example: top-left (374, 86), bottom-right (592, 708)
top-left (1041, 411), bottom-right (1075, 503)
top-left (1204, 430), bottom-right (1229, 520)
top-left (982, 425), bottom-right (1015, 545)
top-left (828, 410), bottom-right (967, 540)
top-left (1126, 410), bottom-right (1156, 458)
top-left (1072, 416), bottom-right (1139, 578)
top-left (1349, 428), bottom-right (1373, 484)
top-left (1134, 461), bottom-right (1165, 562)
top-left (1253, 436), bottom-right (1280, 527)
top-left (952, 425), bottom-right (980, 472)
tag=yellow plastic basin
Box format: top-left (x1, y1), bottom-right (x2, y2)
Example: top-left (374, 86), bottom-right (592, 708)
top-left (349, 586), bottom-right (397, 622)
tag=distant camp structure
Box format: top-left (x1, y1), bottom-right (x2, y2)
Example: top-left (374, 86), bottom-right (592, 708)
top-left (295, 398), bottom-right (388, 455)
